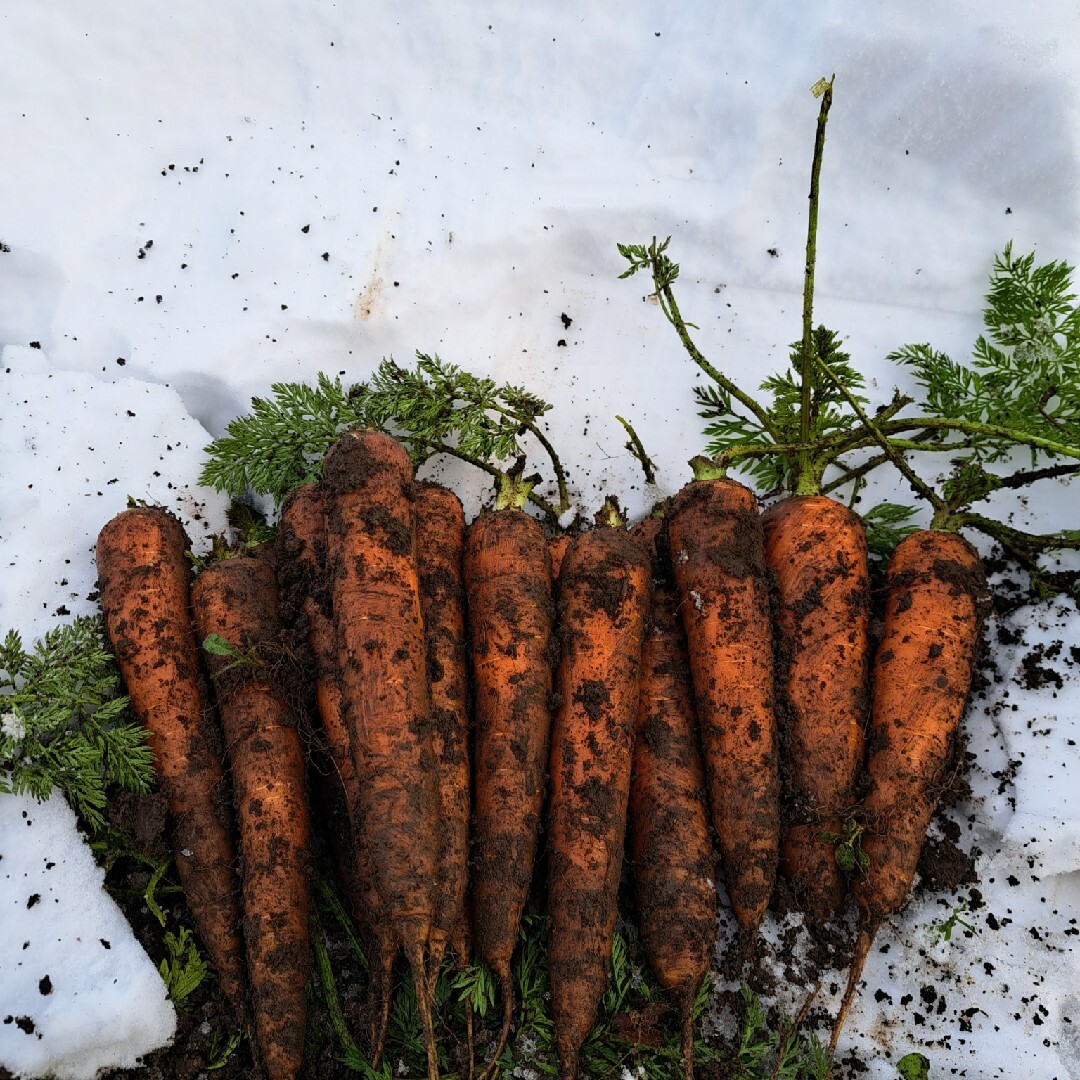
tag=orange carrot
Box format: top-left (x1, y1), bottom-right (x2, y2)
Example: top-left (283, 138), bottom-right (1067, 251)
top-left (415, 481), bottom-right (471, 986)
top-left (628, 518), bottom-right (715, 1080)
top-left (548, 533), bottom-right (572, 580)
top-left (276, 483), bottom-right (395, 1062)
top-left (666, 464), bottom-right (781, 933)
top-left (547, 511), bottom-right (651, 1080)
top-left (761, 495), bottom-right (870, 923)
top-left (276, 485), bottom-right (350, 799)
top-left (96, 507), bottom-right (246, 1010)
top-left (465, 499), bottom-right (555, 1079)
top-left (321, 429), bottom-right (441, 1080)
top-left (192, 550), bottom-right (311, 1080)
top-left (829, 529), bottom-right (986, 1053)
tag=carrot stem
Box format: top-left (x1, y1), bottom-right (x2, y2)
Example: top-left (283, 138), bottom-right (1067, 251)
top-left (796, 75), bottom-right (834, 494)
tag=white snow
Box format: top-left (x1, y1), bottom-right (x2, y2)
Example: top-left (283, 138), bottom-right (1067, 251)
top-left (1, 1), bottom-right (1079, 1076)
top-left (0, 790), bottom-right (175, 1079)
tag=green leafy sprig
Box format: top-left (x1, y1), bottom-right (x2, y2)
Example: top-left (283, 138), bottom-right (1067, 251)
top-left (0, 616), bottom-right (154, 831)
top-left (158, 925), bottom-right (209, 1005)
top-left (619, 77), bottom-right (1080, 579)
top-left (893, 243), bottom-right (1080, 463)
top-left (199, 352), bottom-right (569, 521)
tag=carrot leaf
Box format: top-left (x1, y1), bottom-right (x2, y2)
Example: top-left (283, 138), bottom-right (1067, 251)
top-left (200, 371), bottom-right (357, 503)
top-left (450, 964), bottom-right (496, 1019)
top-left (158, 925), bottom-right (209, 1006)
top-left (206, 1029), bottom-right (244, 1071)
top-left (199, 353), bottom-right (569, 517)
top-left (0, 616), bottom-right (154, 833)
top-left (821, 819), bottom-right (870, 875)
top-left (859, 502), bottom-right (921, 560)
top-left (889, 245), bottom-right (1080, 465)
top-left (926, 899), bottom-right (978, 946)
top-left (691, 326), bottom-right (866, 492)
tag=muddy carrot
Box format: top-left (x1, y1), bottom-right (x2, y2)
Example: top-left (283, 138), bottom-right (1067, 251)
top-left (321, 429), bottom-right (441, 1080)
top-left (666, 460), bottom-right (781, 933)
top-left (192, 550), bottom-right (311, 1080)
top-left (761, 495), bottom-right (870, 923)
top-left (275, 483), bottom-right (395, 1063)
top-left (465, 469), bottom-right (556, 1080)
top-left (96, 507), bottom-right (246, 1010)
top-left (628, 517), bottom-right (716, 1080)
top-left (829, 529), bottom-right (986, 1054)
top-left (547, 504), bottom-right (651, 1080)
top-left (414, 480), bottom-right (471, 987)
top-left (548, 533), bottom-right (571, 580)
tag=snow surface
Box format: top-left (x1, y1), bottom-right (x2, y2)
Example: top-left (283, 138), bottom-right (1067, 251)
top-left (0, 790), bottom-right (175, 1079)
top-left (2, 1), bottom-right (1080, 1076)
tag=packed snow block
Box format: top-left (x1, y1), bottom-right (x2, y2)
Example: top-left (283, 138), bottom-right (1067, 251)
top-left (0, 344), bottom-right (230, 644)
top-left (0, 789), bottom-right (176, 1080)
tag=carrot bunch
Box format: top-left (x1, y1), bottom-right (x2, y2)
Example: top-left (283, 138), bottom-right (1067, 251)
top-left (97, 511), bottom-right (311, 1080)
top-left (96, 417), bottom-right (1006, 1080)
top-left (99, 435), bottom-right (473, 1080)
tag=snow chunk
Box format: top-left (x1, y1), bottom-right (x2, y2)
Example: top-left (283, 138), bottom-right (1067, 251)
top-left (0, 790), bottom-right (175, 1079)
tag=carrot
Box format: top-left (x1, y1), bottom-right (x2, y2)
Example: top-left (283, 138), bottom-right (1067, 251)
top-left (548, 533), bottom-right (571, 580)
top-left (414, 481), bottom-right (471, 987)
top-left (321, 429), bottom-right (441, 1080)
top-left (192, 549), bottom-right (311, 1080)
top-left (276, 484), bottom-right (395, 1063)
top-left (627, 518), bottom-right (715, 1080)
top-left (547, 509), bottom-right (651, 1080)
top-left (829, 529), bottom-right (986, 1054)
top-left (666, 464), bottom-right (781, 933)
top-left (465, 497), bottom-right (556, 1079)
top-left (277, 485), bottom-right (351, 801)
top-left (95, 507), bottom-right (246, 1010)
top-left (761, 495), bottom-right (870, 923)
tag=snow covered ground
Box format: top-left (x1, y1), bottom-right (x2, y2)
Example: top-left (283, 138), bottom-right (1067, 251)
top-left (2, 2), bottom-right (1079, 1076)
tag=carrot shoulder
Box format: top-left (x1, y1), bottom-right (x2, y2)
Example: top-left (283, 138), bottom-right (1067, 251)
top-left (321, 429), bottom-right (441, 1080)
top-left (761, 495), bottom-right (869, 923)
top-left (96, 506), bottom-right (245, 1009)
top-left (415, 481), bottom-right (471, 980)
top-left (465, 507), bottom-right (555, 1077)
top-left (192, 551), bottom-right (311, 1080)
top-left (667, 476), bottom-right (780, 932)
top-left (830, 529), bottom-right (985, 1054)
top-left (547, 525), bottom-right (651, 1080)
top-left (628, 519), bottom-right (715, 1080)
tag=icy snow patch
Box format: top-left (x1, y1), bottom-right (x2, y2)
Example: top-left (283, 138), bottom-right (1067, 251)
top-left (0, 789), bottom-right (175, 1079)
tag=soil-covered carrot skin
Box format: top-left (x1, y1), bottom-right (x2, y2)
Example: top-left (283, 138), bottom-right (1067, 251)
top-left (829, 529), bottom-right (986, 1056)
top-left (275, 484), bottom-right (396, 1062)
top-left (192, 553), bottom-right (311, 1080)
top-left (628, 519), bottom-right (715, 1080)
top-left (465, 508), bottom-right (555, 1076)
top-left (321, 429), bottom-right (440, 1080)
top-left (666, 477), bottom-right (781, 933)
top-left (277, 484), bottom-right (356, 807)
top-left (96, 507), bottom-right (246, 1010)
top-left (547, 526), bottom-right (651, 1080)
top-left (761, 495), bottom-right (870, 923)
top-left (415, 481), bottom-right (471, 978)
top-left (548, 533), bottom-right (572, 580)
top-left (856, 529), bottom-right (986, 928)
